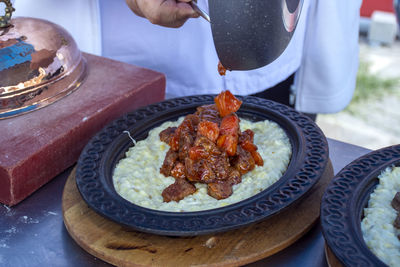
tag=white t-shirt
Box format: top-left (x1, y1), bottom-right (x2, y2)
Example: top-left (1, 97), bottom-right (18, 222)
top-left (13, 0), bottom-right (362, 113)
top-left (97, 0), bottom-right (308, 99)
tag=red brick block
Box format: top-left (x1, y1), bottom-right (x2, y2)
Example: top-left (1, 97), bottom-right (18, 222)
top-left (0, 53), bottom-right (166, 206)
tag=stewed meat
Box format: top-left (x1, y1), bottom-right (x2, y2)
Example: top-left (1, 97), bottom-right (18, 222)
top-left (162, 179), bottom-right (196, 202)
top-left (207, 181), bottom-right (233, 199)
top-left (232, 146), bottom-right (256, 175)
top-left (159, 127), bottom-right (177, 144)
top-left (239, 129), bottom-right (256, 151)
top-left (195, 104), bottom-right (221, 125)
top-left (392, 192), bottom-right (400, 232)
top-left (250, 150), bottom-right (264, 167)
top-left (159, 90), bottom-right (263, 202)
top-left (198, 120), bottom-right (220, 142)
top-left (185, 158), bottom-right (217, 183)
top-left (217, 114), bottom-right (239, 156)
top-left (239, 129), bottom-right (264, 166)
top-left (197, 160), bottom-right (217, 183)
top-left (208, 153), bottom-right (230, 180)
top-left (227, 167), bottom-right (241, 185)
top-left (178, 134), bottom-right (195, 161)
top-left (391, 191), bottom-right (400, 241)
top-left (239, 129), bottom-right (254, 143)
top-left (391, 192), bottom-right (400, 212)
top-left (394, 214), bottom-right (400, 229)
top-left (191, 136), bottom-right (230, 180)
top-left (214, 90), bottom-right (242, 117)
top-left (193, 136), bottom-right (220, 156)
top-left (171, 162), bottom-right (186, 179)
top-left (160, 149), bottom-right (178, 177)
top-left (169, 114), bottom-right (199, 152)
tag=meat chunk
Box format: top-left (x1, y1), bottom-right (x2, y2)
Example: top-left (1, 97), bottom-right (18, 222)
top-left (159, 127), bottom-right (177, 144)
top-left (160, 149), bottom-right (178, 177)
top-left (185, 114), bottom-right (200, 128)
top-left (197, 160), bottom-right (217, 183)
top-left (189, 135), bottom-right (221, 161)
top-left (251, 151), bottom-right (264, 166)
top-left (227, 167), bottom-right (241, 185)
top-left (239, 129), bottom-right (254, 144)
top-left (214, 90), bottom-right (242, 117)
top-left (178, 134), bottom-right (194, 161)
top-left (232, 146), bottom-right (255, 175)
top-left (184, 158), bottom-right (197, 181)
top-left (171, 162), bottom-right (186, 179)
top-left (207, 182), bottom-right (233, 199)
top-left (392, 192), bottom-right (400, 235)
top-left (217, 114), bottom-right (239, 156)
top-left (394, 213), bottom-right (400, 229)
top-left (179, 114), bottom-right (199, 133)
top-left (185, 159), bottom-right (216, 183)
top-left (195, 104), bottom-right (221, 125)
top-left (208, 153), bottom-right (230, 180)
top-left (239, 129), bottom-right (257, 152)
top-left (169, 115), bottom-right (199, 151)
top-left (194, 136), bottom-right (220, 156)
top-left (162, 179), bottom-right (196, 202)
top-left (188, 136), bottom-right (231, 182)
top-left (391, 192), bottom-right (400, 212)
top-left (198, 120), bottom-right (219, 142)
top-left (238, 129), bottom-right (264, 166)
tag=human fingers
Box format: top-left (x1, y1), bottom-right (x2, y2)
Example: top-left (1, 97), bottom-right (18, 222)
top-left (125, 0), bottom-right (145, 18)
top-left (127, 0), bottom-right (198, 28)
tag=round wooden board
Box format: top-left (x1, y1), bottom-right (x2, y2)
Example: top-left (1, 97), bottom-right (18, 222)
top-left (62, 160), bottom-right (333, 267)
top-left (325, 244), bottom-right (344, 267)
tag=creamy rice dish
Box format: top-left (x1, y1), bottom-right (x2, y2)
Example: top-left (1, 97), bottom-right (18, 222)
top-left (361, 166), bottom-right (400, 266)
top-left (113, 117), bottom-right (292, 212)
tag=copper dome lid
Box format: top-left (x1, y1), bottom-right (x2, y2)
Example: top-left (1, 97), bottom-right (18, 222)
top-left (0, 3), bottom-right (87, 119)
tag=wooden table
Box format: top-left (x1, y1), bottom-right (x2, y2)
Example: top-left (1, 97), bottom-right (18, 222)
top-left (0, 139), bottom-right (371, 267)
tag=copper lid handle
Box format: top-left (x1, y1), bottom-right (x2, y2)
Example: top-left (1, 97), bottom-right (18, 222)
top-left (0, 0), bottom-right (15, 28)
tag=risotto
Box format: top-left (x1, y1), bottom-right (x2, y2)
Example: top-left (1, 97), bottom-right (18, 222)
top-left (361, 166), bottom-right (400, 266)
top-left (113, 117), bottom-right (292, 212)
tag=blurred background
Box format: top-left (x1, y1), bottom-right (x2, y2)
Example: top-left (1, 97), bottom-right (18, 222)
top-left (316, 0), bottom-right (400, 150)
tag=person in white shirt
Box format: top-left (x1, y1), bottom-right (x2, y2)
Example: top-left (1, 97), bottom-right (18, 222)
top-left (13, 0), bottom-right (362, 119)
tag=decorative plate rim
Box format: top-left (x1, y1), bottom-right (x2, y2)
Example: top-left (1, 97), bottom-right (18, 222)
top-left (321, 144), bottom-right (400, 266)
top-left (76, 95), bottom-right (329, 236)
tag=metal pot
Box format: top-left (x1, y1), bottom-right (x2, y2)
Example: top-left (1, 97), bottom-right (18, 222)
top-left (209, 0), bottom-right (303, 70)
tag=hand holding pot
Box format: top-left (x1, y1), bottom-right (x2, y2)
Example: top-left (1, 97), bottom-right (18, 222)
top-left (125, 0), bottom-right (199, 28)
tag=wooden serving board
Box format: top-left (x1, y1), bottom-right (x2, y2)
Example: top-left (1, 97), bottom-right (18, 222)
top-left (325, 244), bottom-right (344, 267)
top-left (62, 161), bottom-right (333, 267)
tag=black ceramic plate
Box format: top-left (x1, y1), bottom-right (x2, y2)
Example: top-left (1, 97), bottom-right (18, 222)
top-left (76, 95), bottom-right (328, 236)
top-left (321, 145), bottom-right (400, 267)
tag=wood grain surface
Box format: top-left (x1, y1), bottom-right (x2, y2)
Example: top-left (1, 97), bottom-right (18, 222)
top-left (325, 244), bottom-right (344, 267)
top-left (63, 161), bottom-right (333, 267)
